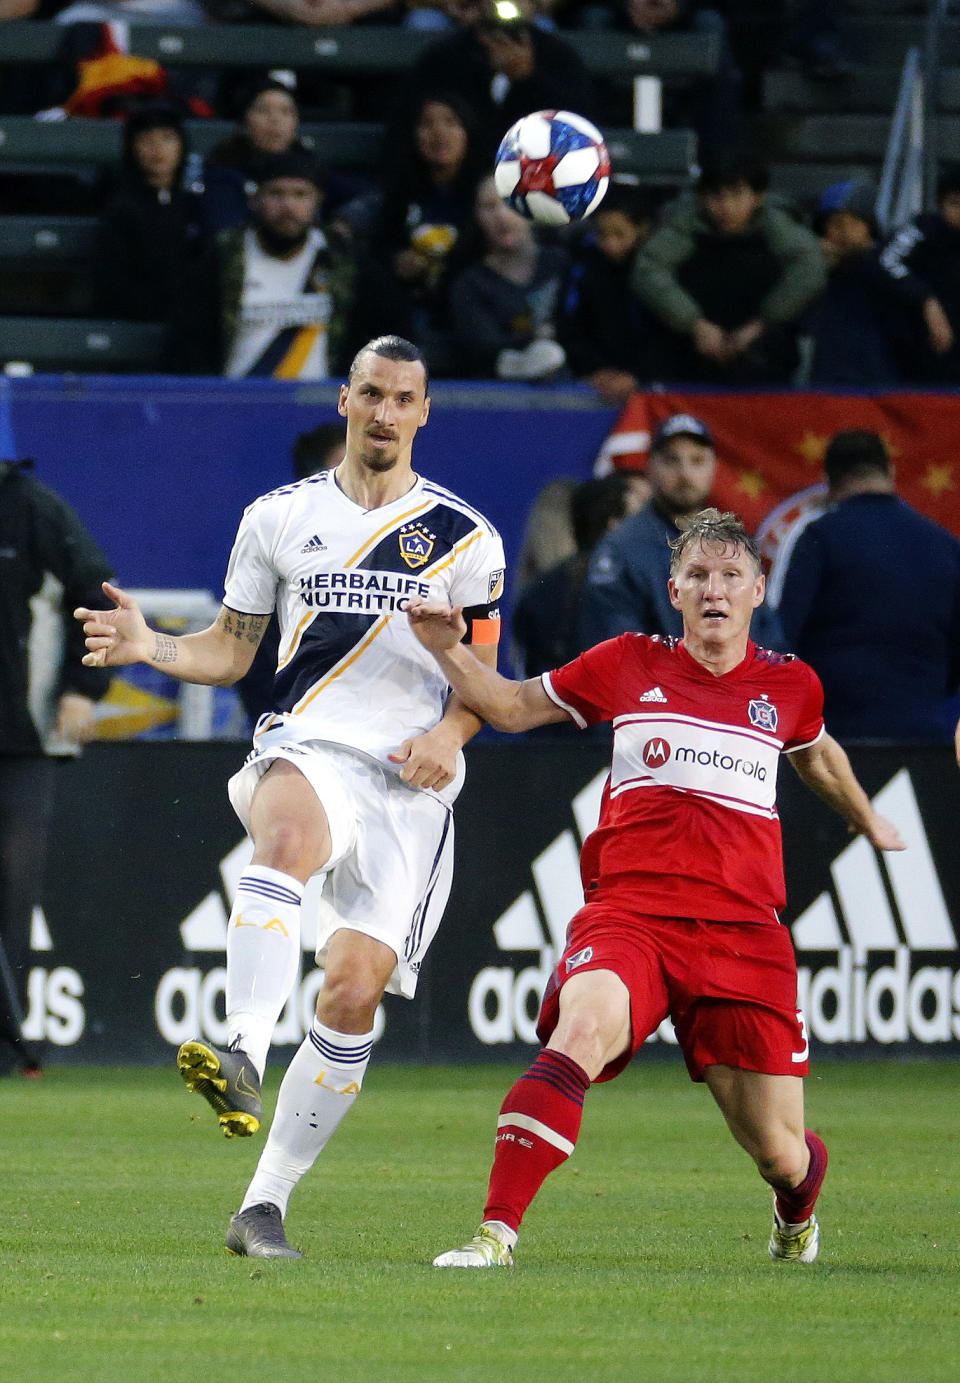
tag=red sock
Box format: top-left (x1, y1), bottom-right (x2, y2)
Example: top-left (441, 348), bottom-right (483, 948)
top-left (774, 1130), bottom-right (828, 1224)
top-left (483, 1049), bottom-right (590, 1233)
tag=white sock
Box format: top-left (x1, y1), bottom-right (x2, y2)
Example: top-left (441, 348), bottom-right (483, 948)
top-left (226, 866), bottom-right (304, 1080)
top-left (240, 1018), bottom-right (375, 1217)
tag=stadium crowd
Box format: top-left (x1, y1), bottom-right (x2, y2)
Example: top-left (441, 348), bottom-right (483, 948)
top-left (3, 0), bottom-right (958, 388)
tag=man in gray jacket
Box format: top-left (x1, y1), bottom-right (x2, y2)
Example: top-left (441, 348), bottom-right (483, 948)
top-left (632, 155), bottom-right (826, 384)
top-left (580, 414), bottom-right (785, 650)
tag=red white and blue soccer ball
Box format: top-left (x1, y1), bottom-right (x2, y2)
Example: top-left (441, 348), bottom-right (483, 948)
top-left (494, 109), bottom-right (611, 226)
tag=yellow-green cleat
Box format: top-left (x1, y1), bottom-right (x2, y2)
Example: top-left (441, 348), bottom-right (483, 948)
top-left (177, 1038), bottom-right (261, 1138)
top-left (768, 1205), bottom-right (821, 1263)
top-left (432, 1221), bottom-right (516, 1268)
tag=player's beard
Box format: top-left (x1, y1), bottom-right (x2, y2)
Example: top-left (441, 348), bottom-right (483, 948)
top-left (359, 447), bottom-right (397, 474)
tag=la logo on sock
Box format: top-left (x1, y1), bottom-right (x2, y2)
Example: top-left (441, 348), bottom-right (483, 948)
top-left (234, 913), bottom-right (290, 935)
top-left (314, 1070), bottom-right (361, 1096)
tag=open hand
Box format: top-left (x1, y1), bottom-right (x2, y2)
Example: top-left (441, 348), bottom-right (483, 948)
top-left (74, 581), bottom-right (152, 668)
top-left (863, 813), bottom-right (907, 852)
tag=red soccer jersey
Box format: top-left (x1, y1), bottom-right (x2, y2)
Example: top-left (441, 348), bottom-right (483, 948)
top-left (543, 635), bottom-right (825, 923)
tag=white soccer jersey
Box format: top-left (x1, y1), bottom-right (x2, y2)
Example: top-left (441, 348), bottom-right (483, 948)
top-left (224, 228), bottom-right (332, 380)
top-left (223, 468), bottom-right (505, 777)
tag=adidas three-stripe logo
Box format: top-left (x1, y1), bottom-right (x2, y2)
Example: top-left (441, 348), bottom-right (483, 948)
top-left (791, 769), bottom-right (955, 952)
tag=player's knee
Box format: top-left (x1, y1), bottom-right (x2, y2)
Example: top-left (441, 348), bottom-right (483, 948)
top-left (551, 1009), bottom-right (613, 1072)
top-left (754, 1132), bottom-right (807, 1187)
top-left (252, 818), bottom-right (324, 877)
top-left (315, 970), bottom-right (381, 1031)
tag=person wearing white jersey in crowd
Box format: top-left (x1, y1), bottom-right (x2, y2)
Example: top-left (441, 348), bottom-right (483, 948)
top-left (180, 149), bottom-right (357, 381)
top-left (74, 335), bottom-right (505, 1259)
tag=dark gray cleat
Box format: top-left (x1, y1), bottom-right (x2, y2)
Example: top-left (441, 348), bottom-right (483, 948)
top-left (225, 1203), bottom-right (303, 1259)
top-left (177, 1038), bottom-right (262, 1138)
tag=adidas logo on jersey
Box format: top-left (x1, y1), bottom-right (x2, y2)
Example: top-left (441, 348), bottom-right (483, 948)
top-left (639, 686), bottom-right (668, 703)
top-left (300, 534), bottom-right (327, 554)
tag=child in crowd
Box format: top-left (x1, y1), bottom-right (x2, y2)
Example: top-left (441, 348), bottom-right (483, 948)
top-left (879, 164), bottom-right (960, 384)
top-left (631, 153), bottom-right (826, 385)
top-left (449, 175), bottom-right (569, 381)
top-left (806, 180), bottom-right (908, 387)
top-left (559, 182), bottom-right (660, 404)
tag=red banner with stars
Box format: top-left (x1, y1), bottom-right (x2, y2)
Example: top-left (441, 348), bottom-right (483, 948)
top-left (597, 391), bottom-right (960, 541)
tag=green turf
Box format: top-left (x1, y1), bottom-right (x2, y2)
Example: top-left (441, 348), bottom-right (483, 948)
top-left (3, 1061), bottom-right (957, 1383)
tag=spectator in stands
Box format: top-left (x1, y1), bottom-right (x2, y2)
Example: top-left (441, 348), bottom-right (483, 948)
top-left (805, 179), bottom-right (909, 388)
top-left (879, 164), bottom-right (960, 385)
top-left (212, 0), bottom-right (395, 25)
top-left (581, 0), bottom-right (743, 155)
top-left (181, 150), bottom-right (357, 378)
top-left (514, 469), bottom-right (651, 591)
top-left (774, 430), bottom-right (960, 743)
top-left (631, 153), bottom-right (827, 385)
top-left (448, 174), bottom-right (569, 380)
top-left (580, 412), bottom-right (785, 648)
top-left (202, 78), bottom-right (313, 233)
top-left (344, 92), bottom-right (487, 374)
top-left (290, 421), bottom-right (346, 481)
top-left (94, 104), bottom-right (205, 335)
top-left (236, 421), bottom-right (346, 728)
top-left (406, 1), bottom-right (595, 156)
top-left (24, 0), bottom-right (210, 25)
top-left (512, 472), bottom-right (636, 678)
top-left (558, 182), bottom-right (660, 405)
top-left (515, 477), bottom-right (579, 590)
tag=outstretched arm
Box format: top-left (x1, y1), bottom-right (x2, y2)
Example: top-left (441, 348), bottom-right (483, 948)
top-left (788, 733), bottom-right (906, 850)
top-left (406, 600), bottom-right (570, 734)
top-left (74, 582), bottom-right (270, 687)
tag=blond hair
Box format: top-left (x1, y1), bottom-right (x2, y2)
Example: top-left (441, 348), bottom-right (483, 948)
top-left (668, 508), bottom-right (762, 575)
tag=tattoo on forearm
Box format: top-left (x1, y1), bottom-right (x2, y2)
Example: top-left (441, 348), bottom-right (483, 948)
top-left (218, 610), bottom-right (269, 646)
top-left (154, 634), bottom-right (177, 664)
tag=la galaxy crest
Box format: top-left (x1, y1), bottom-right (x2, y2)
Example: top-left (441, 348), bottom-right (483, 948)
top-left (398, 520), bottom-right (436, 570)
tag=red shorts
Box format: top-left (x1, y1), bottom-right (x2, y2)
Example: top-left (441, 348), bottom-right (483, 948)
top-left (536, 902), bottom-right (809, 1083)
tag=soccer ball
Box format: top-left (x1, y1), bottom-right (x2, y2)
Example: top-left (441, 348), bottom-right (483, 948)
top-left (493, 110), bottom-right (611, 226)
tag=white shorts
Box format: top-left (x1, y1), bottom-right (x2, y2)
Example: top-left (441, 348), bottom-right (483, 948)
top-left (227, 736), bottom-right (454, 999)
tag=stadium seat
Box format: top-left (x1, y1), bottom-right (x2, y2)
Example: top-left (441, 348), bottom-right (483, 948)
top-left (0, 117), bottom-right (696, 186)
top-left (1, 215), bottom-right (98, 262)
top-left (0, 316), bottom-right (167, 371)
top-left (0, 116), bottom-right (385, 172)
top-left (0, 22), bottom-right (720, 79)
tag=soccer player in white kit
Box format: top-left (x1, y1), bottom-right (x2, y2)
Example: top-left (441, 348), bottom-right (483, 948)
top-left (75, 336), bottom-right (505, 1258)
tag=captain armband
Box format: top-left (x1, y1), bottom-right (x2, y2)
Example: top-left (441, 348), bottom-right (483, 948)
top-left (462, 603), bottom-right (502, 646)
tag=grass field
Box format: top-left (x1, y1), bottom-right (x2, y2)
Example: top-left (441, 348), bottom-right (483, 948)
top-left (3, 1060), bottom-right (958, 1383)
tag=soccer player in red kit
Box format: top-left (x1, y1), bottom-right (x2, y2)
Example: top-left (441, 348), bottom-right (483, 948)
top-left (407, 507), bottom-right (905, 1268)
